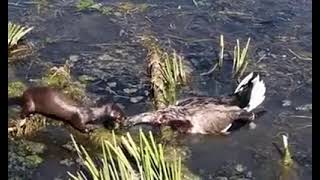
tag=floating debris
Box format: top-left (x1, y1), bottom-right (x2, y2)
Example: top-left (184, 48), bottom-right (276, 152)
top-left (130, 96), bottom-right (144, 103)
top-left (123, 88), bottom-right (138, 94)
top-left (107, 82), bottom-right (117, 87)
top-left (282, 100), bottom-right (292, 107)
top-left (214, 177), bottom-right (228, 180)
top-left (235, 164), bottom-right (246, 173)
top-left (295, 104), bottom-right (312, 112)
top-left (60, 158), bottom-right (75, 167)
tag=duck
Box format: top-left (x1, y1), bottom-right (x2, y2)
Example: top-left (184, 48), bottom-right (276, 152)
top-left (123, 72), bottom-right (266, 135)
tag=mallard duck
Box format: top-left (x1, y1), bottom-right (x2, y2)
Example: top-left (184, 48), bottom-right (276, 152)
top-left (124, 72), bottom-right (266, 135)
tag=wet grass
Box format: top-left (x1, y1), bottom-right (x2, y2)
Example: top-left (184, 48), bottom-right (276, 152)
top-left (200, 35), bottom-right (224, 76)
top-left (200, 35), bottom-right (251, 79)
top-left (233, 38), bottom-right (251, 78)
top-left (158, 51), bottom-right (187, 107)
top-left (281, 134), bottom-right (294, 166)
top-left (278, 134), bottom-right (299, 180)
top-left (68, 130), bottom-right (182, 180)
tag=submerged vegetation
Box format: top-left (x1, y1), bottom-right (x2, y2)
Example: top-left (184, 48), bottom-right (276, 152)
top-left (68, 130), bottom-right (182, 180)
top-left (76, 0), bottom-right (148, 15)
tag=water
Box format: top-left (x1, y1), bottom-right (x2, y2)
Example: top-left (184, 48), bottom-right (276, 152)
top-left (8, 0), bottom-right (312, 179)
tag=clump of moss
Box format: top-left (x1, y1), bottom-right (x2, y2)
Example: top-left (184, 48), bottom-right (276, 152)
top-left (8, 81), bottom-right (27, 97)
top-left (8, 138), bottom-right (45, 179)
top-left (76, 0), bottom-right (95, 11)
top-left (40, 62), bottom-right (87, 103)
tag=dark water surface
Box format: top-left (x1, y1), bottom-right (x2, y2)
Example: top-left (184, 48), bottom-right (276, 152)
top-left (9, 0), bottom-right (311, 179)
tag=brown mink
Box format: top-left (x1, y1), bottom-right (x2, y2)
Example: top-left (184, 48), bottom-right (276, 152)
top-left (8, 86), bottom-right (124, 133)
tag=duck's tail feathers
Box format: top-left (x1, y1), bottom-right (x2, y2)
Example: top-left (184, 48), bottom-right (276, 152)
top-left (234, 72), bottom-right (254, 94)
top-left (243, 74), bottom-right (266, 112)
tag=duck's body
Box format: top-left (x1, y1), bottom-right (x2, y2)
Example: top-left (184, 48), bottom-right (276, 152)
top-left (125, 72), bottom-right (266, 135)
top-left (127, 103), bottom-right (255, 134)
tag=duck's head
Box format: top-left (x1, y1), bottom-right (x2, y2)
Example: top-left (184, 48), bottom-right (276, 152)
top-left (100, 103), bottom-right (126, 128)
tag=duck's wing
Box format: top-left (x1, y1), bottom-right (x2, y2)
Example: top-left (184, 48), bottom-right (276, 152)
top-left (188, 105), bottom-right (248, 134)
top-left (166, 120), bottom-right (193, 133)
top-left (176, 96), bottom-right (238, 107)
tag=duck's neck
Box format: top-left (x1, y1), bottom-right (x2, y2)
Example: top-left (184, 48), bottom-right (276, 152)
top-left (126, 112), bottom-right (161, 126)
top-left (89, 106), bottom-right (107, 120)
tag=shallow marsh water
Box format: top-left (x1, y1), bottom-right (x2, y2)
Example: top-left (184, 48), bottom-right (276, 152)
top-left (8, 0), bottom-right (311, 179)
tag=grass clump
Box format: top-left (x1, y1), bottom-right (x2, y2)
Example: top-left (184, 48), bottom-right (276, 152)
top-left (233, 38), bottom-right (251, 78)
top-left (8, 22), bottom-right (33, 49)
top-left (281, 134), bottom-right (293, 167)
top-left (141, 36), bottom-right (187, 109)
top-left (159, 51), bottom-right (187, 106)
top-left (8, 22), bottom-right (33, 57)
top-left (277, 134), bottom-right (299, 180)
top-left (201, 35), bottom-right (250, 79)
top-left (68, 130), bottom-right (182, 180)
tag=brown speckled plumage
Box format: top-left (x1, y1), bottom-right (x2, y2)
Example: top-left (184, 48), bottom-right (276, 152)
top-left (127, 103), bottom-right (254, 135)
top-left (124, 72), bottom-right (266, 135)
